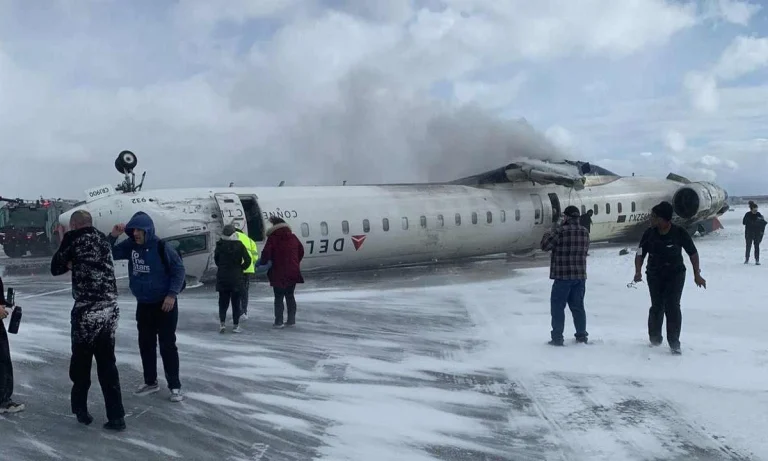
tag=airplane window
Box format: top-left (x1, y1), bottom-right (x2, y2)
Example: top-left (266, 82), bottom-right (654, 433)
top-left (383, 218), bottom-right (390, 231)
top-left (486, 211), bottom-right (492, 224)
top-left (593, 204), bottom-right (599, 215)
top-left (515, 210), bottom-right (520, 221)
top-left (420, 216), bottom-right (427, 228)
top-left (605, 203), bottom-right (611, 214)
top-left (500, 210), bottom-right (506, 223)
top-left (162, 234), bottom-right (208, 257)
top-left (632, 202), bottom-right (636, 212)
top-left (472, 212), bottom-right (478, 225)
top-left (342, 220), bottom-right (349, 234)
top-left (455, 213), bottom-right (461, 225)
top-left (581, 205), bottom-right (586, 215)
top-left (321, 221), bottom-right (328, 236)
top-left (437, 214), bottom-right (444, 227)
top-left (301, 223), bottom-right (310, 237)
top-left (402, 217), bottom-right (409, 230)
top-left (618, 203), bottom-right (623, 213)
top-left (535, 209), bottom-right (541, 220)
top-left (363, 219), bottom-right (370, 233)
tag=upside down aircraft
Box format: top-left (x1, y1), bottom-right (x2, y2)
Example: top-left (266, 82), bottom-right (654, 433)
top-left (57, 151), bottom-right (729, 285)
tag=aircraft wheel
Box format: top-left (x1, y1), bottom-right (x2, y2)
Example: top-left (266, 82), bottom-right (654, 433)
top-left (115, 150), bottom-right (138, 174)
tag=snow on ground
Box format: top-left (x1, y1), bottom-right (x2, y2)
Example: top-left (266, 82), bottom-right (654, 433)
top-left (0, 205), bottom-right (766, 460)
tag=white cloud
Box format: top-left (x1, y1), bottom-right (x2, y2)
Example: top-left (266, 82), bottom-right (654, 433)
top-left (713, 35), bottom-right (768, 80)
top-left (684, 34), bottom-right (768, 113)
top-left (665, 130), bottom-right (688, 152)
top-left (703, 0), bottom-right (762, 26)
top-left (0, 0), bottom-right (766, 199)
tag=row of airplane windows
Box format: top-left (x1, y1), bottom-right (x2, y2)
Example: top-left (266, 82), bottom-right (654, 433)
top-left (295, 201), bottom-right (639, 237)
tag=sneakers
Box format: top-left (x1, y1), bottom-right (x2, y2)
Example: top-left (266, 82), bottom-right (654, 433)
top-left (575, 336), bottom-right (588, 344)
top-left (169, 389), bottom-right (184, 402)
top-left (273, 323), bottom-right (284, 329)
top-left (134, 382), bottom-right (160, 396)
top-left (548, 339), bottom-right (564, 346)
top-left (0, 400), bottom-right (25, 414)
top-left (232, 325), bottom-right (242, 333)
top-left (240, 313), bottom-right (249, 321)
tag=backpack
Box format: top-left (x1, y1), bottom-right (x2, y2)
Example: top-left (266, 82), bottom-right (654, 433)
top-left (158, 240), bottom-right (187, 292)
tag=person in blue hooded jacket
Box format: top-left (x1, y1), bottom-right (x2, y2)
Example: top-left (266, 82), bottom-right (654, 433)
top-left (107, 212), bottom-right (186, 402)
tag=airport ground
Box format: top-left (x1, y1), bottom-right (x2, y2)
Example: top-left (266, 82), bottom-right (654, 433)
top-left (0, 207), bottom-right (764, 461)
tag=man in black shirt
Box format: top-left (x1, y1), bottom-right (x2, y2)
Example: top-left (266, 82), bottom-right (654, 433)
top-left (743, 201), bottom-right (766, 265)
top-left (633, 201), bottom-right (706, 354)
top-left (0, 275), bottom-right (24, 414)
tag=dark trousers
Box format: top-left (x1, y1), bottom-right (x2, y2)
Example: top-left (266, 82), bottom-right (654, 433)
top-left (273, 285), bottom-right (297, 325)
top-left (647, 271), bottom-right (685, 347)
top-left (219, 290), bottom-right (242, 325)
top-left (241, 275), bottom-right (251, 314)
top-left (136, 300), bottom-right (181, 390)
top-left (746, 234), bottom-right (762, 261)
top-left (0, 321), bottom-right (13, 404)
top-left (550, 279), bottom-right (587, 341)
top-left (69, 329), bottom-right (125, 421)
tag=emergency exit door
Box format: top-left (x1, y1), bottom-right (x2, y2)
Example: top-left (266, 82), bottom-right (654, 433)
top-left (530, 194), bottom-right (544, 225)
top-left (213, 193), bottom-right (248, 233)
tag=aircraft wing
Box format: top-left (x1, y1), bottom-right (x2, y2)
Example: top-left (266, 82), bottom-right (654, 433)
top-left (451, 159), bottom-right (591, 189)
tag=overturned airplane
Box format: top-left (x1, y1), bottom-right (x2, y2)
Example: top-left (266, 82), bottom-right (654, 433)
top-left (58, 151), bottom-right (729, 284)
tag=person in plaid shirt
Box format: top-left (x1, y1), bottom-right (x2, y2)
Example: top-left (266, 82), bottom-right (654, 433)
top-left (540, 205), bottom-right (590, 346)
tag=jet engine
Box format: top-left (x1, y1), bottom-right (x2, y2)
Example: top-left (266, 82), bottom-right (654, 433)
top-left (672, 181), bottom-right (729, 221)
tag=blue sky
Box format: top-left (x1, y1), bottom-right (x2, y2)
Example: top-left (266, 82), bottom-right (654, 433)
top-left (1, 0), bottom-right (767, 198)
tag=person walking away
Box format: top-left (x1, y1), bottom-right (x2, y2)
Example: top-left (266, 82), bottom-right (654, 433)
top-left (743, 201), bottom-right (766, 265)
top-left (215, 225), bottom-right (251, 333)
top-left (540, 206), bottom-right (590, 346)
top-left (234, 228), bottom-right (259, 320)
top-left (579, 209), bottom-right (594, 255)
top-left (50, 210), bottom-right (126, 430)
top-left (634, 201), bottom-right (706, 354)
top-left (107, 212), bottom-right (185, 402)
top-left (579, 209), bottom-right (593, 234)
top-left (0, 275), bottom-right (24, 414)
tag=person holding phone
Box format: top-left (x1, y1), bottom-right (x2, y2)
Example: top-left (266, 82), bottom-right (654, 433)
top-left (0, 275), bottom-right (24, 414)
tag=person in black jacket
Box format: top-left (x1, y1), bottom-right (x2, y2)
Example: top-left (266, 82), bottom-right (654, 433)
top-left (50, 210), bottom-right (126, 431)
top-left (0, 275), bottom-right (24, 414)
top-left (743, 201), bottom-right (766, 265)
top-left (214, 224), bottom-right (251, 333)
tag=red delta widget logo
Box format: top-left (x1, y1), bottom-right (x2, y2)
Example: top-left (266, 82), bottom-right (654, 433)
top-left (304, 235), bottom-right (367, 255)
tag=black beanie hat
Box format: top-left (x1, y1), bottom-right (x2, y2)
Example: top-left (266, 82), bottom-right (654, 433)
top-left (563, 206), bottom-right (580, 218)
top-left (652, 201), bottom-right (674, 221)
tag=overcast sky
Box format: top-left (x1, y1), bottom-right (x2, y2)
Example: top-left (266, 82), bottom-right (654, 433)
top-left (1, 0), bottom-right (767, 200)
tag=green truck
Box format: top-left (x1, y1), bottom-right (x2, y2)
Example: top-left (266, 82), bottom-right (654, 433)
top-left (0, 197), bottom-right (79, 258)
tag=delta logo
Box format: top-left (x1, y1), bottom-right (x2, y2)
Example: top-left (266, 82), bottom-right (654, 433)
top-left (351, 235), bottom-right (367, 251)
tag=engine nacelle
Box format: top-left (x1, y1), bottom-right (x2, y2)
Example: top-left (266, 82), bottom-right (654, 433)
top-left (672, 181), bottom-right (728, 221)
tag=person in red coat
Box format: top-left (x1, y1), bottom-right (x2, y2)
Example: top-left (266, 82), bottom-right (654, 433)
top-left (257, 217), bottom-right (305, 328)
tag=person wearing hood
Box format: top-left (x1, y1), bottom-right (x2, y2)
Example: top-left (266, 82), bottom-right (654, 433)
top-left (214, 224), bottom-right (252, 333)
top-left (108, 212), bottom-right (186, 402)
top-left (743, 201), bottom-right (766, 265)
top-left (540, 206), bottom-right (590, 346)
top-left (257, 217), bottom-right (305, 328)
top-left (634, 201), bottom-right (706, 354)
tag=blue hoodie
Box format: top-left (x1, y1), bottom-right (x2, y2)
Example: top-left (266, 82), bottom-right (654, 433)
top-left (107, 212), bottom-right (185, 303)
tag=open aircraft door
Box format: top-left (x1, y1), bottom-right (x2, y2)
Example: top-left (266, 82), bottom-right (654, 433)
top-left (213, 193), bottom-right (248, 234)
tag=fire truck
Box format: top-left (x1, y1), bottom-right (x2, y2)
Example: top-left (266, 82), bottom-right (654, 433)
top-left (0, 197), bottom-right (78, 258)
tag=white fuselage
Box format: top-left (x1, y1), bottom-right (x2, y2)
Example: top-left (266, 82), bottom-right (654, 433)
top-left (58, 174), bottom-right (707, 283)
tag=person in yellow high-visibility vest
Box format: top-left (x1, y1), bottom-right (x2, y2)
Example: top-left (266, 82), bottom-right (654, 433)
top-left (235, 228), bottom-right (259, 320)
